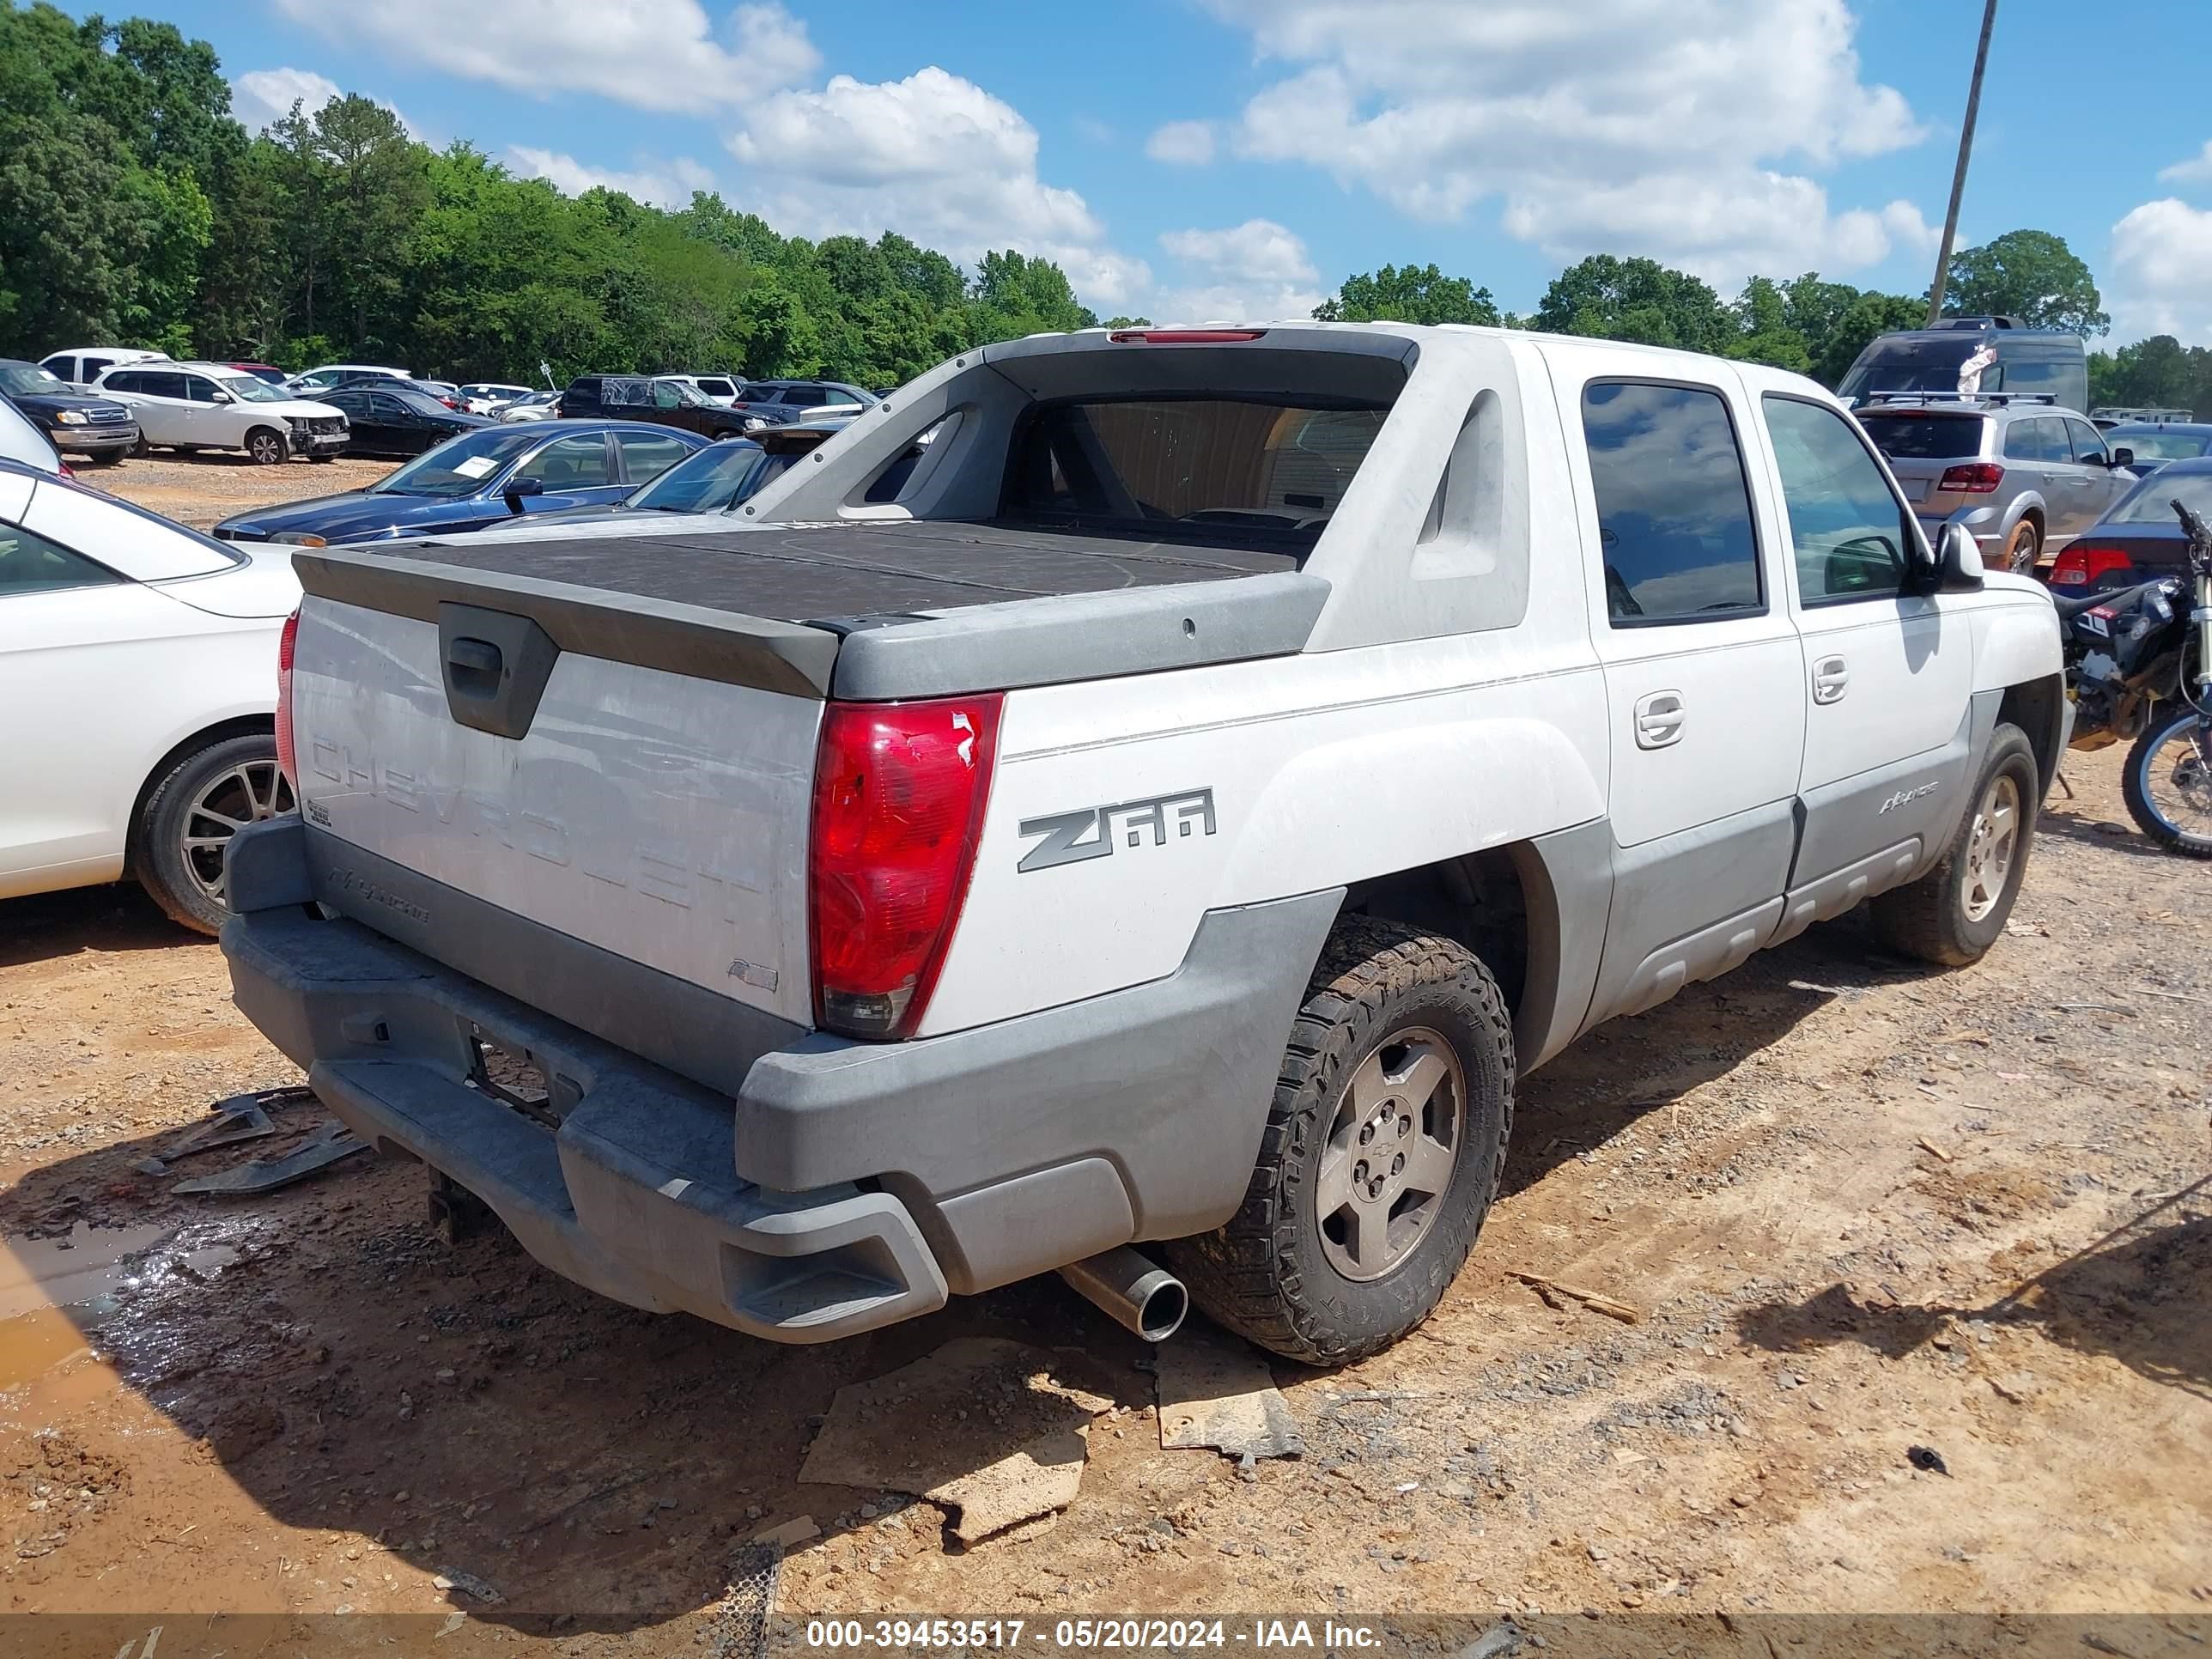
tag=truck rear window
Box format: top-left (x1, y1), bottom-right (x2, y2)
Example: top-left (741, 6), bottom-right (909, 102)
top-left (1000, 398), bottom-right (1387, 549)
top-left (1856, 413), bottom-right (1985, 459)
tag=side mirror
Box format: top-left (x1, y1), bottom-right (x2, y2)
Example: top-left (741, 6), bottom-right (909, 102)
top-left (2112, 447), bottom-right (2135, 468)
top-left (1936, 521), bottom-right (1984, 592)
top-left (210, 390), bottom-right (234, 404)
top-left (501, 476), bottom-right (544, 512)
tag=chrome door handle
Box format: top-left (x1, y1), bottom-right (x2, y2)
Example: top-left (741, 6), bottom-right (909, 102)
top-left (1633, 689), bottom-right (1686, 749)
top-left (1813, 655), bottom-right (1850, 704)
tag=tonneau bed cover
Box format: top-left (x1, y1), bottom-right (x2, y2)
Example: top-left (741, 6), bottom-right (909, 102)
top-left (295, 520), bottom-right (1329, 701)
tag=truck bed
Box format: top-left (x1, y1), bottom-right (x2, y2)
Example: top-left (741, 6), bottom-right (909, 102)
top-left (397, 519), bottom-right (1302, 624)
top-left (300, 518), bottom-right (1328, 702)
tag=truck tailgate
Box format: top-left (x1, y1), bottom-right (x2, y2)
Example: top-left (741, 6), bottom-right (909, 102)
top-left (284, 521), bottom-right (1319, 1076)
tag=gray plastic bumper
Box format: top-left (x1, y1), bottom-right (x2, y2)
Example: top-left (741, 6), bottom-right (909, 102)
top-left (220, 817), bottom-right (1338, 1338)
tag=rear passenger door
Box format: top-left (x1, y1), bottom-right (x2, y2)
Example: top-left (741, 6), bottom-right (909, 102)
top-left (1759, 392), bottom-right (1975, 926)
top-left (1553, 362), bottom-right (1808, 1023)
top-left (125, 371), bottom-right (192, 446)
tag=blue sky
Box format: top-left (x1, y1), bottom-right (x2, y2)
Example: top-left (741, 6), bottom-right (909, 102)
top-left (85, 0), bottom-right (2212, 343)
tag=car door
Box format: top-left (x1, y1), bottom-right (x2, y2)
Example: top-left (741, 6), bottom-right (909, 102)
top-left (127, 370), bottom-right (193, 446)
top-left (1550, 359), bottom-right (1808, 1024)
top-left (611, 429), bottom-right (696, 491)
top-left (1758, 392), bottom-right (1977, 933)
top-left (2062, 417), bottom-right (2128, 533)
top-left (1999, 414), bottom-right (2062, 533)
top-left (509, 430), bottom-right (618, 509)
top-left (0, 501), bottom-right (175, 891)
top-left (180, 372), bottom-right (241, 447)
top-left (2037, 416), bottom-right (2104, 542)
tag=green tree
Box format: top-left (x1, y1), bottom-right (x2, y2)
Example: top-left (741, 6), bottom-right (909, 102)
top-left (1532, 255), bottom-right (1735, 355)
top-left (1938, 229), bottom-right (2109, 337)
top-left (1726, 276), bottom-right (1811, 373)
top-left (311, 94), bottom-right (428, 351)
top-left (1314, 263), bottom-right (1500, 326)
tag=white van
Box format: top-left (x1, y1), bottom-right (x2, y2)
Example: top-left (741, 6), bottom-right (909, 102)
top-left (92, 362), bottom-right (349, 465)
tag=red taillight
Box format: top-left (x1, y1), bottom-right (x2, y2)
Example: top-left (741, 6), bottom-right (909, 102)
top-left (58, 463), bottom-right (73, 477)
top-left (2051, 544), bottom-right (2135, 588)
top-left (1937, 462), bottom-right (2004, 494)
top-left (1108, 329), bottom-right (1267, 343)
top-left (274, 607), bottom-right (301, 786)
top-left (809, 694), bottom-right (1002, 1039)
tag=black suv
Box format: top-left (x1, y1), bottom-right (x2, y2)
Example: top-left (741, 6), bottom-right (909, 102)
top-left (557, 375), bottom-right (750, 439)
top-left (0, 359), bottom-right (138, 464)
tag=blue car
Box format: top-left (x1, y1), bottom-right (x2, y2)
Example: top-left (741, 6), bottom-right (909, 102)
top-left (210, 420), bottom-right (709, 546)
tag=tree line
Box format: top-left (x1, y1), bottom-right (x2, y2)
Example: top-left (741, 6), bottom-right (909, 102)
top-left (1, 3), bottom-right (2193, 413)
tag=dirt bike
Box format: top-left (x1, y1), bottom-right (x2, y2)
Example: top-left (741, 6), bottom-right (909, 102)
top-left (2057, 499), bottom-right (2212, 856)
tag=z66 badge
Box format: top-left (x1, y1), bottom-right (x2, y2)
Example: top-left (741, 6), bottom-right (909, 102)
top-left (1017, 787), bottom-right (1217, 873)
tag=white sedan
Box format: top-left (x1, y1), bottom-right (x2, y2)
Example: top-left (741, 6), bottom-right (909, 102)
top-left (0, 459), bottom-right (299, 931)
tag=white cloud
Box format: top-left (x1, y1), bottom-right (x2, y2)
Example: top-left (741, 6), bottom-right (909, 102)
top-left (230, 66), bottom-right (419, 138)
top-left (508, 146), bottom-right (718, 210)
top-left (1146, 120), bottom-right (1217, 166)
top-left (1154, 220), bottom-right (1325, 322)
top-left (725, 67), bottom-right (1150, 310)
top-left (2106, 198), bottom-right (2212, 344)
top-left (270, 0), bottom-right (819, 114)
top-left (2158, 141), bottom-right (2212, 185)
top-left (1200, 0), bottom-right (1934, 283)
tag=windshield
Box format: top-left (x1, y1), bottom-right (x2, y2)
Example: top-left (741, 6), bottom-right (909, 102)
top-left (1856, 412), bottom-right (1986, 459)
top-left (216, 374), bottom-right (289, 404)
top-left (2111, 429), bottom-right (2210, 462)
top-left (2111, 469), bottom-right (2212, 524)
top-left (1000, 397), bottom-right (1389, 549)
top-left (1839, 339), bottom-right (1995, 398)
top-left (0, 365), bottom-right (69, 396)
top-left (626, 441), bottom-right (769, 513)
top-left (369, 427), bottom-right (548, 496)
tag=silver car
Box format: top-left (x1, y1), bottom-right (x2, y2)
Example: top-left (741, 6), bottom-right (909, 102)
top-left (1856, 395), bottom-right (2139, 574)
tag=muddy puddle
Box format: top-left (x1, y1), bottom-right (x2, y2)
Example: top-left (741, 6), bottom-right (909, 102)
top-left (0, 1222), bottom-right (243, 1392)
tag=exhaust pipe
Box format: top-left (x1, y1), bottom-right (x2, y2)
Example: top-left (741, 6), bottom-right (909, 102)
top-left (1060, 1246), bottom-right (1188, 1342)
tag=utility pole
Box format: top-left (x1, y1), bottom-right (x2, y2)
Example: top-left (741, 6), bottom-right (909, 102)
top-left (1925, 0), bottom-right (1999, 325)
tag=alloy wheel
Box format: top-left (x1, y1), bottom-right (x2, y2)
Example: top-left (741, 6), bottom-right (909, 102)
top-left (1316, 1027), bottom-right (1463, 1282)
top-left (182, 761), bottom-right (295, 905)
top-left (1961, 770), bottom-right (2021, 921)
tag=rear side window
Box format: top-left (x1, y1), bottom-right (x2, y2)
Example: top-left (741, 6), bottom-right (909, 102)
top-left (0, 520), bottom-right (124, 598)
top-left (1580, 380), bottom-right (1762, 623)
top-left (2002, 418), bottom-right (2053, 462)
top-left (1857, 413), bottom-right (1986, 459)
top-left (1762, 395), bottom-right (1913, 605)
top-left (781, 386), bottom-right (828, 407)
top-left (613, 430), bottom-right (692, 480)
top-left (142, 373), bottom-right (188, 399)
top-left (697, 378), bottom-right (735, 398)
top-left (81, 356), bottom-right (115, 381)
top-left (42, 356), bottom-right (76, 382)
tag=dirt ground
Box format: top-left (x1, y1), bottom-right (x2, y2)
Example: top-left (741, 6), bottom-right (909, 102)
top-left (0, 738), bottom-right (2207, 1646)
top-left (70, 450), bottom-right (398, 530)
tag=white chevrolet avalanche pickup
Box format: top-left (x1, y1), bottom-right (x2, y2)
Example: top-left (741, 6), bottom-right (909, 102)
top-left (219, 324), bottom-right (2069, 1363)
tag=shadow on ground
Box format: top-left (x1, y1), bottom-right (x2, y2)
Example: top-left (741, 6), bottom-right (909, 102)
top-left (0, 898), bottom-right (1936, 1634)
top-left (1733, 1179), bottom-right (2212, 1401)
top-left (0, 881), bottom-right (202, 969)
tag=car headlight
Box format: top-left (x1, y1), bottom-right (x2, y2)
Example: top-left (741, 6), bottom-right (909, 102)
top-left (285, 416), bottom-right (308, 433)
top-left (269, 532), bottom-right (329, 547)
top-left (56, 410), bottom-right (87, 425)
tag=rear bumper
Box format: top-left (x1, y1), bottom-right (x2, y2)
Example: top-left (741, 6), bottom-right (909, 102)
top-left (220, 817), bottom-right (1335, 1342)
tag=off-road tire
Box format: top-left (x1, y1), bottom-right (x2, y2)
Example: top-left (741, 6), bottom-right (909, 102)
top-left (2121, 706), bottom-right (2212, 859)
top-left (245, 427), bottom-right (287, 466)
top-left (1869, 722), bottom-right (2039, 965)
top-left (134, 732), bottom-right (289, 934)
top-left (1165, 915), bottom-right (1514, 1365)
top-left (2002, 519), bottom-right (2041, 574)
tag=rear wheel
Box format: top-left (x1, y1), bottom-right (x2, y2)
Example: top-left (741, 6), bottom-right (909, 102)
top-left (1869, 723), bottom-right (2039, 965)
top-left (2121, 706), bottom-right (2212, 858)
top-left (135, 732), bottom-right (295, 933)
top-left (2002, 518), bottom-right (2041, 574)
top-left (245, 427), bottom-right (287, 466)
top-left (1166, 915), bottom-right (1514, 1364)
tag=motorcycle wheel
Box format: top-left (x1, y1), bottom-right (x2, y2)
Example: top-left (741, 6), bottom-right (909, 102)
top-left (2121, 704), bottom-right (2212, 859)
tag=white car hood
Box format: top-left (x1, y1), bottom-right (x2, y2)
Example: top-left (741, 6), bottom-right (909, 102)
top-left (154, 540), bottom-right (303, 619)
